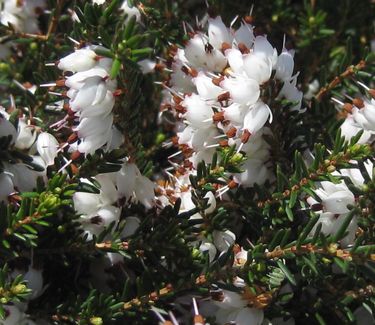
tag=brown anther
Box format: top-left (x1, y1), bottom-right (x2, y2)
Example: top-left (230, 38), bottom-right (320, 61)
top-left (149, 291), bottom-right (158, 301)
top-left (154, 63), bottom-right (165, 72)
top-left (352, 97), bottom-right (364, 108)
top-left (244, 15), bottom-right (254, 24)
top-left (211, 291), bottom-right (224, 302)
top-left (283, 189), bottom-right (290, 197)
top-left (67, 132), bottom-right (78, 144)
top-left (171, 136), bottom-right (179, 145)
top-left (226, 127), bottom-right (237, 138)
top-left (342, 103), bottom-right (353, 113)
top-left (183, 160), bottom-right (193, 169)
top-left (181, 65), bottom-right (189, 75)
top-left (228, 180), bottom-right (238, 189)
top-left (212, 76), bottom-right (224, 86)
top-left (300, 178), bottom-right (308, 186)
top-left (368, 89), bottom-right (375, 99)
top-left (238, 42), bottom-right (250, 54)
top-left (175, 104), bottom-right (186, 113)
top-left (196, 274), bottom-right (206, 285)
top-left (311, 203), bottom-right (323, 211)
top-left (291, 185), bottom-right (299, 191)
top-left (221, 42), bottom-right (231, 52)
top-left (55, 79), bottom-right (65, 87)
top-left (217, 91), bottom-right (230, 102)
top-left (241, 129), bottom-right (251, 143)
top-left (219, 140), bottom-right (228, 147)
top-left (113, 89), bottom-right (123, 96)
top-left (70, 150), bottom-right (81, 161)
top-left (194, 315), bottom-right (205, 324)
top-left (190, 68), bottom-right (198, 78)
top-left (119, 241), bottom-right (129, 250)
top-left (90, 215), bottom-right (103, 225)
top-left (173, 94), bottom-right (183, 105)
top-left (233, 244), bottom-right (241, 255)
top-left (213, 111), bottom-right (225, 122)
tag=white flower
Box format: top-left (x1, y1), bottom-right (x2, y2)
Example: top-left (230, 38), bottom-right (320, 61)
top-left (234, 158), bottom-right (270, 187)
top-left (183, 93), bottom-right (213, 128)
top-left (138, 59), bottom-right (156, 74)
top-left (2, 305), bottom-right (25, 325)
top-left (184, 34), bottom-right (227, 72)
top-left (15, 118), bottom-right (37, 150)
top-left (221, 76), bottom-right (260, 106)
top-left (0, 172), bottom-right (14, 202)
top-left (275, 47), bottom-right (295, 81)
top-left (120, 0), bottom-right (141, 22)
top-left (36, 132), bottom-right (59, 166)
top-left (116, 162), bottom-right (155, 209)
top-left (23, 266), bottom-right (44, 300)
top-left (0, 111), bottom-right (17, 145)
top-left (212, 229), bottom-right (235, 252)
top-left (314, 181), bottom-right (355, 214)
top-left (193, 72), bottom-right (223, 100)
top-left (208, 16), bottom-right (232, 49)
top-left (243, 101), bottom-right (272, 135)
top-left (57, 48), bottom-right (98, 73)
top-left (214, 290), bottom-right (264, 325)
top-left (340, 114), bottom-right (372, 144)
top-left (352, 99), bottom-right (375, 131)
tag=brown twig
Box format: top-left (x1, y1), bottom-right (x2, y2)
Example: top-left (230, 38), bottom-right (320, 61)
top-left (316, 60), bottom-right (366, 101)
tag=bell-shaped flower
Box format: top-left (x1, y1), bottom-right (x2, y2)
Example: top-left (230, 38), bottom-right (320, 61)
top-left (5, 163), bottom-right (37, 192)
top-left (65, 67), bottom-right (109, 90)
top-left (243, 53), bottom-right (273, 84)
top-left (234, 158), bottom-right (270, 187)
top-left (2, 305), bottom-right (26, 325)
top-left (278, 75), bottom-right (303, 110)
top-left (184, 34), bottom-right (227, 72)
top-left (221, 76), bottom-right (260, 106)
top-left (340, 115), bottom-right (372, 144)
top-left (0, 112), bottom-right (17, 145)
top-left (23, 266), bottom-right (44, 300)
top-left (226, 48), bottom-right (244, 74)
top-left (57, 48), bottom-right (98, 73)
top-left (193, 72), bottom-right (223, 100)
top-left (121, 216), bottom-right (140, 238)
top-left (352, 99), bottom-right (375, 132)
top-left (213, 229), bottom-right (235, 252)
top-left (70, 77), bottom-right (108, 110)
top-left (243, 101), bottom-right (272, 135)
top-left (208, 16), bottom-right (232, 49)
top-left (183, 93), bottom-right (213, 128)
top-left (36, 132), bottom-right (59, 166)
top-left (75, 114), bottom-right (113, 139)
top-left (315, 181), bottom-right (355, 214)
top-left (80, 205), bottom-right (121, 241)
top-left (0, 172), bottom-right (14, 202)
top-left (223, 103), bottom-right (248, 126)
top-left (214, 289), bottom-right (264, 325)
top-left (234, 23), bottom-right (255, 48)
top-left (116, 162), bottom-right (155, 209)
top-left (120, 0), bottom-right (141, 22)
top-left (15, 118), bottom-right (36, 150)
top-left (275, 47), bottom-right (295, 81)
top-left (253, 35), bottom-right (278, 68)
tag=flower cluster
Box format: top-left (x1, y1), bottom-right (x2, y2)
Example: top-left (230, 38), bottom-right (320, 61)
top-left (338, 91), bottom-right (375, 144)
top-left (0, 0), bottom-right (45, 33)
top-left (73, 161), bottom-right (155, 242)
top-left (55, 46), bottom-right (117, 155)
top-left (0, 107), bottom-right (58, 203)
top-left (165, 16), bottom-right (302, 187)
